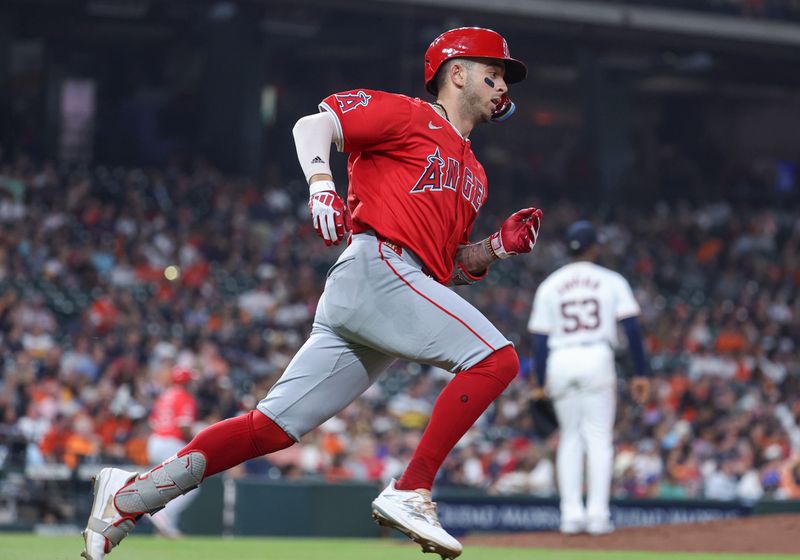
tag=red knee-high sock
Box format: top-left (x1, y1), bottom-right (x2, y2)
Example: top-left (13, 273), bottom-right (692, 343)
top-left (177, 410), bottom-right (295, 478)
top-left (396, 345), bottom-right (519, 491)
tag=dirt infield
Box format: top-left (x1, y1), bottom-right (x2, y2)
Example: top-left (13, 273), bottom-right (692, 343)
top-left (464, 514), bottom-right (800, 554)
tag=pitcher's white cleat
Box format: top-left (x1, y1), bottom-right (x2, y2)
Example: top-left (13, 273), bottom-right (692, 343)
top-left (587, 519), bottom-right (615, 535)
top-left (371, 479), bottom-right (462, 559)
top-left (560, 519), bottom-right (586, 535)
top-left (81, 468), bottom-right (140, 560)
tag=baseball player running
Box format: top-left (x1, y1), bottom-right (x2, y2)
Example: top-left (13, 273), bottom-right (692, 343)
top-left (82, 27), bottom-right (541, 560)
top-left (528, 221), bottom-right (649, 535)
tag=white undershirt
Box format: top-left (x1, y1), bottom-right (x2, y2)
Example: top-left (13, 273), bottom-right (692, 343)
top-left (292, 111), bottom-right (340, 185)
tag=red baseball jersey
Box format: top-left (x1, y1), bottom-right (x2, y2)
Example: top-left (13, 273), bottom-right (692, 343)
top-left (149, 387), bottom-right (197, 439)
top-left (319, 90), bottom-right (489, 284)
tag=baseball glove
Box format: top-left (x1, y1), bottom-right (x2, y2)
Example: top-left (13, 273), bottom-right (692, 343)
top-left (529, 396), bottom-right (558, 439)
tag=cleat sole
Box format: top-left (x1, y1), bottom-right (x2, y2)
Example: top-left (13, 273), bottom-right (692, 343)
top-left (371, 510), bottom-right (461, 559)
top-left (80, 529), bottom-right (92, 560)
top-left (80, 476), bottom-right (99, 559)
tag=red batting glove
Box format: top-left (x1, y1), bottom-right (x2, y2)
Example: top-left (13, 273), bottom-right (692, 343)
top-left (489, 207), bottom-right (543, 259)
top-left (308, 182), bottom-right (351, 246)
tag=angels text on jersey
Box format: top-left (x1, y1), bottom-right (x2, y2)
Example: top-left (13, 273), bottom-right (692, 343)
top-left (410, 147), bottom-right (485, 211)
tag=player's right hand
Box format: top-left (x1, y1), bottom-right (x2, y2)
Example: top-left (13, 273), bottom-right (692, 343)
top-left (630, 377), bottom-right (650, 404)
top-left (531, 386), bottom-right (548, 400)
top-left (490, 207), bottom-right (543, 259)
top-left (308, 183), bottom-right (351, 246)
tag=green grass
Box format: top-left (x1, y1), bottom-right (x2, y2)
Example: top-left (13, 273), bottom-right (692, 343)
top-left (1, 534), bottom-right (798, 560)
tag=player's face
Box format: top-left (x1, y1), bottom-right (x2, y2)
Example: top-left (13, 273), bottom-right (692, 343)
top-left (462, 61), bottom-right (507, 123)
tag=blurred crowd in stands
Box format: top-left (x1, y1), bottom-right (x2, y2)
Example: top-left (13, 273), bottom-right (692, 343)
top-left (0, 151), bottom-right (798, 506)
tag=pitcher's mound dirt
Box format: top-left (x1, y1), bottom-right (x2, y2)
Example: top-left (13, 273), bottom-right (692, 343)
top-left (463, 514), bottom-right (800, 554)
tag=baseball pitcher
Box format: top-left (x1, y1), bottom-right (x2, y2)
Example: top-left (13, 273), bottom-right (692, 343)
top-left (528, 221), bottom-right (649, 535)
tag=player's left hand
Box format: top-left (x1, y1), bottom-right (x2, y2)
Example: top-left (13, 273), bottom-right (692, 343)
top-left (528, 389), bottom-right (558, 438)
top-left (630, 377), bottom-right (650, 404)
top-left (531, 386), bottom-right (548, 400)
top-left (489, 207), bottom-right (543, 259)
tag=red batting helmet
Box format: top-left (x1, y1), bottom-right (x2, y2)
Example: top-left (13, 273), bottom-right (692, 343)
top-left (170, 366), bottom-right (194, 385)
top-left (424, 27), bottom-right (527, 95)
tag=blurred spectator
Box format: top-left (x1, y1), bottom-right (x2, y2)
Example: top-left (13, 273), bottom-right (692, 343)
top-left (778, 456), bottom-right (800, 499)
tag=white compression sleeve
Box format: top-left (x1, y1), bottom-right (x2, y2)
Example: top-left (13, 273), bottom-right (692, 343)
top-left (292, 111), bottom-right (340, 184)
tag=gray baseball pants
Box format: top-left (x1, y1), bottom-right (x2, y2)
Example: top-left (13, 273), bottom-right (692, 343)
top-left (257, 232), bottom-right (511, 439)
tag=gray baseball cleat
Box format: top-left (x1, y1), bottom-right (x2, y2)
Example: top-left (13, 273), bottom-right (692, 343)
top-left (371, 479), bottom-right (462, 559)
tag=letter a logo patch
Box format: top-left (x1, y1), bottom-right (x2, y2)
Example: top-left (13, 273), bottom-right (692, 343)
top-left (410, 148), bottom-right (445, 193)
top-left (335, 91), bottom-right (372, 113)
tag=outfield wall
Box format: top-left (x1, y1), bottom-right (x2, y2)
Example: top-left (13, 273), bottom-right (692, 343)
top-left (4, 476), bottom-right (799, 536)
top-left (180, 479), bottom-right (799, 537)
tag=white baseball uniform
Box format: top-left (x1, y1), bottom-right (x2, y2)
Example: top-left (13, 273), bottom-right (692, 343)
top-left (528, 260), bottom-right (640, 531)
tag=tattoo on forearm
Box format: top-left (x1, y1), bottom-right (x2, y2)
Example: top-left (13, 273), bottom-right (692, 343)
top-left (455, 238), bottom-right (496, 275)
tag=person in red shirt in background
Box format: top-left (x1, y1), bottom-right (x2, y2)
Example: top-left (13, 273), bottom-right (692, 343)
top-left (146, 366), bottom-right (198, 537)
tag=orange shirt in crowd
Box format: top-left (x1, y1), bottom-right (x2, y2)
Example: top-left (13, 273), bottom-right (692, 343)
top-left (40, 426), bottom-right (72, 461)
top-left (64, 433), bottom-right (98, 469)
top-left (715, 331), bottom-right (746, 353)
top-left (126, 436), bottom-right (150, 466)
top-left (696, 239), bottom-right (723, 263)
top-left (96, 415), bottom-right (133, 447)
top-left (779, 463), bottom-right (800, 499)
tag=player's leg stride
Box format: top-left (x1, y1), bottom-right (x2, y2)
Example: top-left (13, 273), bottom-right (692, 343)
top-left (371, 346), bottom-right (519, 559)
top-left (81, 452), bottom-right (206, 560)
top-left (82, 409), bottom-right (293, 559)
top-left (372, 480), bottom-right (462, 559)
